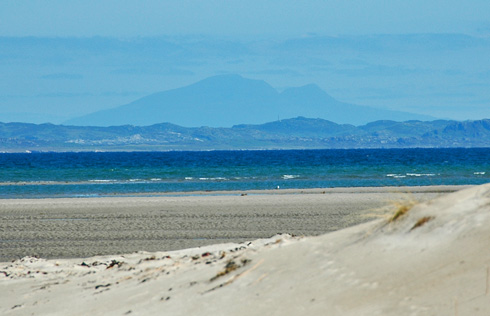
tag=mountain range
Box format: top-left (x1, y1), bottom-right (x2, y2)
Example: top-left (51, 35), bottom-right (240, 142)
top-left (2, 117), bottom-right (489, 152)
top-left (65, 75), bottom-right (434, 127)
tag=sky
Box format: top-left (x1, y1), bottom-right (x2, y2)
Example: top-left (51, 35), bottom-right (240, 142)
top-left (1, 1), bottom-right (490, 124)
top-left (2, 0), bottom-right (490, 37)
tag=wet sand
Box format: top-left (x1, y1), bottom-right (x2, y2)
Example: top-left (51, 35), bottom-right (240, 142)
top-left (0, 186), bottom-right (469, 261)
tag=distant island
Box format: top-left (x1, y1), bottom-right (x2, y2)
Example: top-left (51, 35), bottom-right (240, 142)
top-left (65, 74), bottom-right (434, 127)
top-left (1, 117), bottom-right (489, 152)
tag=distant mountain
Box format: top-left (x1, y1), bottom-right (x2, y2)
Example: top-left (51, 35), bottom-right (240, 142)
top-left (65, 75), bottom-right (434, 127)
top-left (2, 117), bottom-right (489, 152)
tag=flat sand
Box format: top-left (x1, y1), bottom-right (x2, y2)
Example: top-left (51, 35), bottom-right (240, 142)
top-left (0, 185), bottom-right (467, 261)
top-left (1, 184), bottom-right (489, 315)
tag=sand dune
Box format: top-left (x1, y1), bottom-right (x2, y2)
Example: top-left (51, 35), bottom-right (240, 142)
top-left (2, 184), bottom-right (490, 315)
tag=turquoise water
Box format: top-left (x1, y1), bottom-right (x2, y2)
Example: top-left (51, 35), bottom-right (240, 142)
top-left (0, 148), bottom-right (489, 198)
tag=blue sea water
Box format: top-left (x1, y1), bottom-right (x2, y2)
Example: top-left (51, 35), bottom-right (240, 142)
top-left (0, 148), bottom-right (489, 198)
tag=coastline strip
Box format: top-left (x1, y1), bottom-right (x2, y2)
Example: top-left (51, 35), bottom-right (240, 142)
top-left (0, 185), bottom-right (470, 261)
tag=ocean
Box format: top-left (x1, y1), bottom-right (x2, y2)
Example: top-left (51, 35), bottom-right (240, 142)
top-left (0, 148), bottom-right (489, 198)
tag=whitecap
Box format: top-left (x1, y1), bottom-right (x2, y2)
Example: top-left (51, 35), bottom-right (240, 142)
top-left (386, 174), bottom-right (407, 178)
top-left (474, 172), bottom-right (486, 175)
top-left (386, 174), bottom-right (406, 178)
top-left (88, 179), bottom-right (116, 183)
top-left (282, 175), bottom-right (299, 180)
top-left (406, 173), bottom-right (435, 177)
top-left (199, 177), bottom-right (228, 181)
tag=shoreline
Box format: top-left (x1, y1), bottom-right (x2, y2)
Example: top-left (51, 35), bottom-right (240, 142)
top-left (0, 184), bottom-right (473, 200)
top-left (0, 185), bottom-right (471, 262)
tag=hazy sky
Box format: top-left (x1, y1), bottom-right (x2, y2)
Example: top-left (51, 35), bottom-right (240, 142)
top-left (2, 0), bottom-right (490, 37)
top-left (1, 1), bottom-right (490, 125)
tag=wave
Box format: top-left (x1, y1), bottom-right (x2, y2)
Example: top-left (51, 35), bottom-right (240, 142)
top-left (387, 173), bottom-right (436, 178)
top-left (88, 179), bottom-right (118, 183)
top-left (198, 177), bottom-right (228, 181)
top-left (406, 173), bottom-right (436, 177)
top-left (386, 174), bottom-right (406, 178)
top-left (282, 175), bottom-right (300, 180)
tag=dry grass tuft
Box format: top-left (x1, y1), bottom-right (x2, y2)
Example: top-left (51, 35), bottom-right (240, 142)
top-left (210, 260), bottom-right (239, 281)
top-left (361, 193), bottom-right (419, 223)
top-left (410, 216), bottom-right (435, 231)
top-left (210, 258), bottom-right (252, 282)
top-left (389, 200), bottom-right (417, 222)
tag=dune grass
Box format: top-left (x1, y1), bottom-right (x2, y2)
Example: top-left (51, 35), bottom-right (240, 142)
top-left (389, 201), bottom-right (417, 222)
top-left (410, 216), bottom-right (435, 231)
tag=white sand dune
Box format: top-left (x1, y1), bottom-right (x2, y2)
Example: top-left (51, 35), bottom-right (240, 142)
top-left (2, 184), bottom-right (490, 315)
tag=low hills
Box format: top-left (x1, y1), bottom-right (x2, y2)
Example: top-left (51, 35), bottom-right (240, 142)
top-left (65, 75), bottom-right (434, 127)
top-left (1, 117), bottom-right (489, 152)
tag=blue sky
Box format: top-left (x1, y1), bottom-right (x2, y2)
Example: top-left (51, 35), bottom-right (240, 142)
top-left (2, 0), bottom-right (490, 37)
top-left (1, 1), bottom-right (490, 124)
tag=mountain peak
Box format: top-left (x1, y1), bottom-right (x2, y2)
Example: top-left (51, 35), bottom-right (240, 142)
top-left (189, 74), bottom-right (246, 87)
top-left (186, 74), bottom-right (277, 96)
top-left (65, 75), bottom-right (434, 127)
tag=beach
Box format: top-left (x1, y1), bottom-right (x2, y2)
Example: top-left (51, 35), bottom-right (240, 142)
top-left (1, 183), bottom-right (490, 315)
top-left (0, 185), bottom-right (466, 261)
